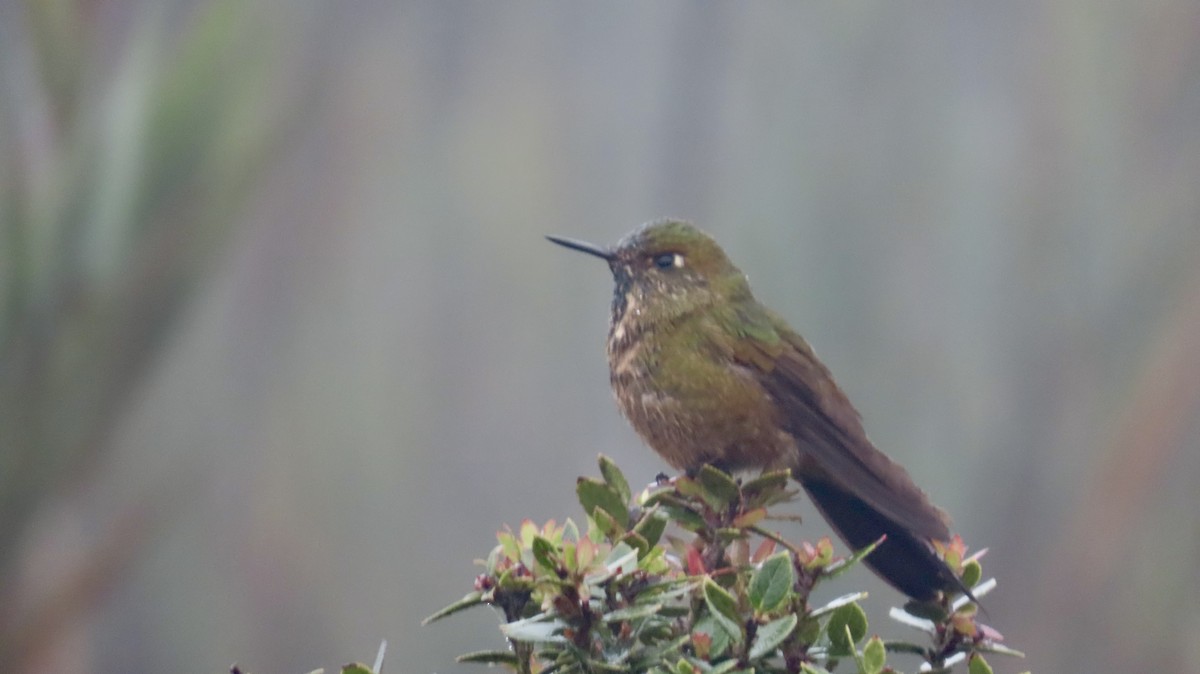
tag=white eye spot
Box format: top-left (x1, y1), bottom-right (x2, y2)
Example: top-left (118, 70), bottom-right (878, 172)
top-left (652, 252), bottom-right (684, 269)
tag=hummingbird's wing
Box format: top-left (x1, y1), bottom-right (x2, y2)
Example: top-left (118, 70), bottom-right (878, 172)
top-left (723, 304), bottom-right (952, 543)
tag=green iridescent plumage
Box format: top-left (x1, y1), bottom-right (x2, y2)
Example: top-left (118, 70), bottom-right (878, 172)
top-left (549, 219), bottom-right (965, 600)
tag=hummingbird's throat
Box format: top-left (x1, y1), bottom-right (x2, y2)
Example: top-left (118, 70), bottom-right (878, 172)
top-left (608, 269), bottom-right (636, 327)
top-left (609, 288), bottom-right (640, 343)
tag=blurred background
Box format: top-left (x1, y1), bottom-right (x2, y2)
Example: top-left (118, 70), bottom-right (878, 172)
top-left (2, 1), bottom-right (1199, 673)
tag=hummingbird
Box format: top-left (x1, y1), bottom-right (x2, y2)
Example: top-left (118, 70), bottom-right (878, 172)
top-left (548, 218), bottom-right (967, 601)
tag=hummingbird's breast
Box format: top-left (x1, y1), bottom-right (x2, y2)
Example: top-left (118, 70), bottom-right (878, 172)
top-left (606, 307), bottom-right (796, 474)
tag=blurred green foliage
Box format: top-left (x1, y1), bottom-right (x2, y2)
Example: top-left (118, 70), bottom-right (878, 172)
top-left (0, 0), bottom-right (296, 668)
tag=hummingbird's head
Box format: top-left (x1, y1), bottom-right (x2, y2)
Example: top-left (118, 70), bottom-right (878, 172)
top-left (547, 219), bottom-right (750, 329)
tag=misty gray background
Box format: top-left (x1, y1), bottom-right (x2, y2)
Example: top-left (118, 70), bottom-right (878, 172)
top-left (2, 2), bottom-right (1198, 673)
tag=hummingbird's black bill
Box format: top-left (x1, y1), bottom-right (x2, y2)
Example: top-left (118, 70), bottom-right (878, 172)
top-left (545, 235), bottom-right (615, 261)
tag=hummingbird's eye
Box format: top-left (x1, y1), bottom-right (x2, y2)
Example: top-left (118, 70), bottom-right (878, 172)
top-left (652, 252), bottom-right (682, 270)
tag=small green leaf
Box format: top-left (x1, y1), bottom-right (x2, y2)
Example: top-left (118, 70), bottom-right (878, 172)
top-left (519, 520), bottom-right (539, 546)
top-left (968, 653), bottom-right (994, 674)
top-left (561, 541), bottom-right (578, 573)
top-left (675, 657), bottom-right (698, 674)
top-left (748, 551), bottom-right (794, 613)
top-left (638, 545), bottom-right (671, 574)
top-left (704, 578), bottom-right (744, 643)
top-left (532, 535), bottom-right (559, 571)
top-left (961, 559), bottom-right (982, 589)
top-left (455, 650), bottom-right (521, 666)
top-left (633, 508), bottom-right (669, 548)
top-left (748, 613), bottom-right (797, 660)
top-left (805, 537), bottom-right (835, 569)
top-left (826, 602), bottom-right (868, 656)
top-left (421, 591), bottom-right (484, 625)
top-left (704, 578), bottom-right (740, 620)
top-left (598, 454), bottom-right (632, 504)
top-left (577, 477), bottom-right (630, 529)
top-left (800, 664), bottom-right (833, 674)
top-left (590, 507), bottom-right (624, 540)
top-left (697, 465), bottom-right (740, 508)
top-left (674, 476), bottom-right (707, 501)
top-left (741, 469), bottom-right (791, 498)
top-left (340, 664), bottom-right (372, 674)
top-left (497, 531), bottom-right (521, 563)
top-left (622, 530), bottom-right (650, 557)
top-left (861, 636), bottom-right (886, 674)
top-left (661, 504), bottom-right (707, 532)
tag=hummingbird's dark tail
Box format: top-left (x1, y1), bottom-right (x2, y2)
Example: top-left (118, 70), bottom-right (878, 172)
top-left (799, 477), bottom-right (970, 602)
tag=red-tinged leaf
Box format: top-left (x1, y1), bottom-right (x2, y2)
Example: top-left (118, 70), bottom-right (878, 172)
top-left (686, 546), bottom-right (707, 575)
top-left (804, 537), bottom-right (835, 569)
top-left (936, 535), bottom-right (968, 572)
top-left (751, 537), bottom-right (777, 564)
top-left (692, 630), bottom-right (712, 660)
top-left (693, 614), bottom-right (732, 660)
top-left (578, 538), bottom-right (599, 570)
top-left (799, 540), bottom-right (816, 564)
top-left (978, 623), bottom-right (1005, 641)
